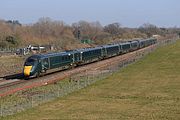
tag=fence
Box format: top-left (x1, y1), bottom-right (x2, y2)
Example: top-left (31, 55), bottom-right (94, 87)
top-left (0, 38), bottom-right (178, 117)
top-left (0, 48), bottom-right (17, 56)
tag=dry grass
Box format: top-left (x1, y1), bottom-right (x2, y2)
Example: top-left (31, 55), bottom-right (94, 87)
top-left (0, 55), bottom-right (25, 77)
top-left (2, 40), bottom-right (180, 120)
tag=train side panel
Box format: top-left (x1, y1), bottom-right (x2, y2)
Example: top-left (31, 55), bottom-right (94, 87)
top-left (49, 54), bottom-right (72, 69)
top-left (81, 48), bottom-right (102, 63)
top-left (105, 45), bottom-right (120, 57)
top-left (121, 42), bottom-right (131, 53)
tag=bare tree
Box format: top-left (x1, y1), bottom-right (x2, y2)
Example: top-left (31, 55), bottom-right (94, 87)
top-left (104, 23), bottom-right (122, 35)
top-left (138, 23), bottom-right (161, 37)
top-left (72, 21), bottom-right (103, 40)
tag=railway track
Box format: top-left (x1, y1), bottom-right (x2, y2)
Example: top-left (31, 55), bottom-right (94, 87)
top-left (0, 44), bottom-right (156, 97)
top-left (0, 80), bottom-right (26, 91)
top-left (0, 79), bottom-right (6, 83)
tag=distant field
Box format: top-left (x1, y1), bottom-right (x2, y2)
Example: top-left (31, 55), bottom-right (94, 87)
top-left (0, 56), bottom-right (25, 77)
top-left (2, 40), bottom-right (180, 120)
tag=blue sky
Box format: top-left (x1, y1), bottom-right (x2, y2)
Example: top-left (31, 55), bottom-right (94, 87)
top-left (0, 0), bottom-right (179, 27)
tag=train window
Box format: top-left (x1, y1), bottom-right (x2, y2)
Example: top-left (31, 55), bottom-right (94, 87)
top-left (26, 58), bottom-right (37, 63)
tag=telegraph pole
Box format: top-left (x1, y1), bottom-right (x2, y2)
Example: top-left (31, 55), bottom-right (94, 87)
top-left (77, 29), bottom-right (81, 40)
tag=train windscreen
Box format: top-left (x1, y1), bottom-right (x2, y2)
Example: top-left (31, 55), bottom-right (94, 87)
top-left (25, 58), bottom-right (38, 66)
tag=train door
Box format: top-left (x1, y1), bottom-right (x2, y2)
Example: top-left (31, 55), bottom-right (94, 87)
top-left (118, 44), bottom-right (122, 54)
top-left (71, 53), bottom-right (75, 63)
top-left (73, 52), bottom-right (80, 63)
top-left (101, 47), bottom-right (107, 57)
top-left (42, 58), bottom-right (49, 72)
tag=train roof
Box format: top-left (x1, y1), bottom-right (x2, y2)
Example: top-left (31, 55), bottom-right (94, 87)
top-left (27, 38), bottom-right (157, 59)
top-left (102, 44), bottom-right (119, 48)
top-left (76, 46), bottom-right (103, 52)
top-left (27, 46), bottom-right (103, 59)
top-left (27, 51), bottom-right (71, 59)
top-left (120, 42), bottom-right (131, 45)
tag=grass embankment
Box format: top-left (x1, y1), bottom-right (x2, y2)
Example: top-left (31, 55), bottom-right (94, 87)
top-left (3, 40), bottom-right (180, 120)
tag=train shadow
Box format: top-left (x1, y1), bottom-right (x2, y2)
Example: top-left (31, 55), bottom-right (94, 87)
top-left (1, 73), bottom-right (24, 80)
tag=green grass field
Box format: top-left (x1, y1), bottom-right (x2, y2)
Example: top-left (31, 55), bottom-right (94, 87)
top-left (2, 40), bottom-right (180, 120)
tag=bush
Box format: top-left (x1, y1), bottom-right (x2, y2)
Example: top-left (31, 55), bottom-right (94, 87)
top-left (0, 41), bottom-right (8, 48)
top-left (6, 36), bottom-right (21, 48)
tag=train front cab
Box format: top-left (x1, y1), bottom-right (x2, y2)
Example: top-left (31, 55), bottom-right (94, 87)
top-left (23, 56), bottom-right (40, 78)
